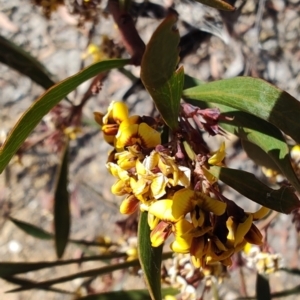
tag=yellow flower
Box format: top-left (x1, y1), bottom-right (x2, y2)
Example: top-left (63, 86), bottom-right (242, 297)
top-left (149, 189), bottom-right (226, 226)
top-left (150, 221), bottom-right (172, 247)
top-left (115, 122), bottom-right (161, 151)
top-left (226, 206), bottom-right (268, 249)
top-left (120, 195), bottom-right (140, 214)
top-left (106, 162), bottom-right (132, 196)
top-left (95, 101), bottom-right (130, 146)
top-left (82, 43), bottom-right (105, 63)
top-left (208, 142), bottom-right (226, 165)
top-left (226, 214), bottom-right (253, 248)
top-left (103, 101), bottom-right (129, 125)
top-left (170, 219), bottom-right (194, 253)
top-left (115, 145), bottom-right (144, 170)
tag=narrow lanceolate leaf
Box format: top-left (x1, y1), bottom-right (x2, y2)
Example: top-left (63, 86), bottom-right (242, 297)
top-left (76, 288), bottom-right (179, 300)
top-left (9, 217), bottom-right (117, 247)
top-left (54, 141), bottom-right (70, 258)
top-left (141, 13), bottom-right (182, 130)
top-left (0, 58), bottom-right (130, 174)
top-left (3, 277), bottom-right (71, 294)
top-left (6, 252), bottom-right (173, 293)
top-left (198, 102), bottom-right (300, 194)
top-left (256, 273), bottom-right (271, 300)
top-left (183, 77), bottom-right (300, 143)
top-left (9, 217), bottom-right (53, 240)
top-left (0, 35), bottom-right (55, 89)
top-left (7, 260), bottom-right (141, 293)
top-left (208, 166), bottom-right (300, 213)
top-left (0, 254), bottom-right (126, 277)
top-left (138, 212), bottom-right (163, 300)
top-left (192, 0), bottom-right (235, 11)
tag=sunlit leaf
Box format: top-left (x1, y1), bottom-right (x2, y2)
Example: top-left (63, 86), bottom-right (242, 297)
top-left (183, 77), bottom-right (300, 143)
top-left (256, 273), bottom-right (271, 300)
top-left (0, 35), bottom-right (55, 89)
top-left (192, 0), bottom-right (235, 11)
top-left (141, 13), bottom-right (179, 87)
top-left (146, 67), bottom-right (184, 130)
top-left (141, 13), bottom-right (182, 130)
top-left (0, 58), bottom-right (130, 174)
top-left (138, 211), bottom-right (163, 300)
top-left (183, 74), bottom-right (204, 90)
top-left (195, 102), bottom-right (300, 194)
top-left (54, 141), bottom-right (70, 258)
top-left (208, 166), bottom-right (300, 213)
top-left (75, 288), bottom-right (179, 300)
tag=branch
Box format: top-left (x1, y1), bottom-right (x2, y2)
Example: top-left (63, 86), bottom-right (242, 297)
top-left (108, 0), bottom-right (145, 65)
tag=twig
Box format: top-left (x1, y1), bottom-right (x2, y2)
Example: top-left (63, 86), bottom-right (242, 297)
top-left (108, 0), bottom-right (145, 65)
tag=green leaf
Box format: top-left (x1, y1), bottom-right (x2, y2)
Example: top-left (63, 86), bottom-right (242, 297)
top-left (9, 217), bottom-right (52, 240)
top-left (4, 276), bottom-right (72, 294)
top-left (141, 13), bottom-right (182, 130)
top-left (54, 141), bottom-right (70, 258)
top-left (256, 273), bottom-right (271, 300)
top-left (9, 217), bottom-right (117, 247)
top-left (0, 254), bottom-right (127, 277)
top-left (241, 140), bottom-right (281, 172)
top-left (147, 67), bottom-right (184, 130)
top-left (138, 211), bottom-right (163, 300)
top-left (208, 166), bottom-right (300, 213)
top-left (192, 0), bottom-right (235, 11)
top-left (183, 77), bottom-right (300, 143)
top-left (0, 58), bottom-right (130, 174)
top-left (141, 13), bottom-right (179, 87)
top-left (183, 74), bottom-right (204, 90)
top-left (7, 260), bottom-right (141, 292)
top-left (201, 102), bottom-right (300, 194)
top-left (75, 288), bottom-right (179, 300)
top-left (6, 252), bottom-right (172, 293)
top-left (0, 35), bottom-right (55, 89)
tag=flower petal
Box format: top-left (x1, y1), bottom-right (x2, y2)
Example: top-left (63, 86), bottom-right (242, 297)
top-left (208, 142), bottom-right (226, 165)
top-left (120, 195), bottom-right (139, 214)
top-left (151, 174), bottom-right (167, 199)
top-left (244, 224), bottom-right (263, 245)
top-left (172, 188), bottom-right (194, 219)
top-left (170, 219), bottom-right (194, 253)
top-left (150, 221), bottom-right (172, 247)
top-left (149, 200), bottom-right (179, 222)
top-left (196, 192), bottom-right (226, 216)
top-left (138, 123), bottom-right (161, 148)
top-left (235, 214), bottom-right (253, 247)
top-left (252, 206), bottom-right (270, 220)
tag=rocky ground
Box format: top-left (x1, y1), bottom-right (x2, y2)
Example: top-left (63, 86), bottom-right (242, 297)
top-left (0, 0), bottom-right (300, 299)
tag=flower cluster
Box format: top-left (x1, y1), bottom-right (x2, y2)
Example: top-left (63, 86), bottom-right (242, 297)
top-left (95, 101), bottom-right (268, 268)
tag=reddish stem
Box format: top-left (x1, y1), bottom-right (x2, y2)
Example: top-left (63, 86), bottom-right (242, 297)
top-left (108, 0), bottom-right (145, 65)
